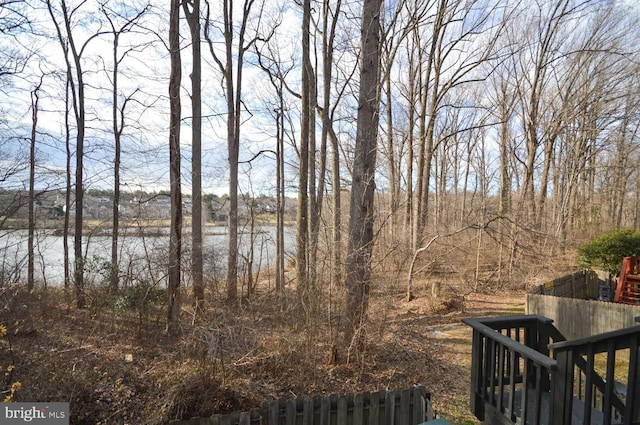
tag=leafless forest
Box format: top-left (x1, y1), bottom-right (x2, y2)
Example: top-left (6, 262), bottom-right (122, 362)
top-left (0, 0), bottom-right (640, 423)
top-left (1, 0), bottom-right (640, 421)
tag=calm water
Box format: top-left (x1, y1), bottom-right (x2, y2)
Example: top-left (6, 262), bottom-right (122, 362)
top-left (0, 226), bottom-right (295, 286)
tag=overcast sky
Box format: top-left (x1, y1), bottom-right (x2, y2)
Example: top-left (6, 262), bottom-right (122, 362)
top-left (1, 0), bottom-right (322, 197)
top-left (2, 0), bottom-right (639, 199)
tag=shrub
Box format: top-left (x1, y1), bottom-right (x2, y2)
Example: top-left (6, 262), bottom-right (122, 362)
top-left (1, 324), bottom-right (20, 401)
top-left (114, 284), bottom-right (165, 315)
top-left (577, 228), bottom-right (640, 273)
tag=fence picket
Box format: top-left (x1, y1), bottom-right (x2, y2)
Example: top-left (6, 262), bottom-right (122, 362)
top-left (337, 394), bottom-right (348, 425)
top-left (286, 399), bottom-right (296, 425)
top-left (353, 392), bottom-right (364, 425)
top-left (400, 388), bottom-right (410, 425)
top-left (385, 390), bottom-right (395, 424)
top-left (369, 391), bottom-right (380, 425)
top-left (238, 412), bottom-right (250, 425)
top-left (266, 400), bottom-right (277, 425)
top-left (411, 386), bottom-right (425, 425)
top-left (319, 394), bottom-right (330, 425)
top-left (170, 387), bottom-right (432, 425)
top-left (302, 398), bottom-right (313, 425)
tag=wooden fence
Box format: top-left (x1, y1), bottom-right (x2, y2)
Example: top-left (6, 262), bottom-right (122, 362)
top-left (526, 293), bottom-right (640, 339)
top-left (528, 269), bottom-right (604, 299)
top-left (526, 270), bottom-right (640, 339)
top-left (169, 386), bottom-right (433, 425)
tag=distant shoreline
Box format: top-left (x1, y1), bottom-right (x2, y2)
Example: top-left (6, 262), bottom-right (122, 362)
top-left (0, 217), bottom-right (294, 236)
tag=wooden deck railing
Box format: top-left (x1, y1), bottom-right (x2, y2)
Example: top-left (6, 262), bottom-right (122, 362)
top-left (549, 325), bottom-right (640, 425)
top-left (463, 315), bottom-right (565, 425)
top-left (464, 315), bottom-right (640, 425)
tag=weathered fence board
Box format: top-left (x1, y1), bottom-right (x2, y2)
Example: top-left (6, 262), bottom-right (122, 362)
top-left (526, 294), bottom-right (640, 339)
top-left (528, 270), bottom-right (604, 299)
top-left (169, 386), bottom-right (432, 425)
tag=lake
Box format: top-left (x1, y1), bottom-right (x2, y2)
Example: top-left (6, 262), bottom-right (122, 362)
top-left (0, 226), bottom-right (296, 286)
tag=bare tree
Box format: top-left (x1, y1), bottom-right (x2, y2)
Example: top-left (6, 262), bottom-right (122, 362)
top-left (412, 0), bottom-right (503, 248)
top-left (320, 0), bottom-right (344, 292)
top-left (101, 2), bottom-right (149, 294)
top-left (28, 76), bottom-right (44, 291)
top-left (344, 0), bottom-right (382, 342)
top-left (63, 68), bottom-right (72, 288)
top-left (296, 0), bottom-right (312, 299)
top-left (0, 0), bottom-right (30, 79)
top-left (46, 0), bottom-right (105, 308)
top-left (513, 0), bottom-right (590, 226)
top-left (254, 40), bottom-right (293, 298)
top-left (167, 0), bottom-right (182, 334)
top-left (183, 0), bottom-right (204, 305)
top-left (204, 0), bottom-right (257, 304)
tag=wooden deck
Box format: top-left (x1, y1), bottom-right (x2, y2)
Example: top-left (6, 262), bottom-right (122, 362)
top-left (463, 315), bottom-right (640, 425)
top-left (483, 390), bottom-right (625, 425)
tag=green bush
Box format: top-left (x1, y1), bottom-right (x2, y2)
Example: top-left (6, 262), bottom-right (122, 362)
top-left (114, 284), bottom-right (165, 315)
top-left (577, 228), bottom-right (640, 273)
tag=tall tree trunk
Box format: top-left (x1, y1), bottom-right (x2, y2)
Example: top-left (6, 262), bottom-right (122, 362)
top-left (70, 40), bottom-right (86, 309)
top-left (499, 98), bottom-right (511, 216)
top-left (404, 38), bottom-right (418, 238)
top-left (102, 4), bottom-right (149, 294)
top-left (167, 0), bottom-right (182, 334)
top-left (204, 0), bottom-right (255, 304)
top-left (331, 132), bottom-right (342, 289)
top-left (414, 0), bottom-right (445, 249)
top-left (184, 0), bottom-right (204, 305)
top-left (224, 0), bottom-right (239, 304)
top-left (308, 60), bottom-right (319, 287)
top-left (320, 0), bottom-right (342, 291)
top-left (344, 0), bottom-right (382, 342)
top-left (276, 101), bottom-right (285, 295)
top-left (384, 66), bottom-right (397, 237)
top-left (48, 0), bottom-right (88, 308)
top-left (297, 0), bottom-right (311, 298)
top-left (537, 132), bottom-right (559, 228)
top-left (28, 81), bottom-right (42, 291)
top-left (109, 29), bottom-right (121, 295)
top-left (64, 72), bottom-right (71, 289)
top-left (413, 62), bottom-right (427, 250)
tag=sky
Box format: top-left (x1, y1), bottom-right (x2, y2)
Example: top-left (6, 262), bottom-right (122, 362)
top-left (1, 0), bottom-right (317, 198)
top-left (5, 0), bottom-right (638, 200)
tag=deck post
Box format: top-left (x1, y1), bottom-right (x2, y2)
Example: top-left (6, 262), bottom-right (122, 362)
top-left (628, 334), bottom-right (640, 423)
top-left (550, 349), bottom-right (573, 425)
top-left (468, 329), bottom-right (485, 420)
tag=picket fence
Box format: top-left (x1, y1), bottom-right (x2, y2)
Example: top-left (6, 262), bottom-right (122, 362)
top-left (169, 386), bottom-right (433, 425)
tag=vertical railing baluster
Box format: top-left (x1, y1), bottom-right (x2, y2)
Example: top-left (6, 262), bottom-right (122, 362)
top-left (498, 342), bottom-right (506, 413)
top-left (490, 338), bottom-right (497, 405)
top-left (520, 357), bottom-right (529, 425)
top-left (532, 365), bottom-right (543, 425)
top-left (583, 345), bottom-right (594, 424)
top-left (469, 330), bottom-right (484, 419)
top-left (483, 334), bottom-right (492, 402)
top-left (508, 349), bottom-right (517, 422)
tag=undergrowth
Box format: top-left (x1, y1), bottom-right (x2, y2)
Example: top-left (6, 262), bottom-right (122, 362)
top-left (0, 276), bottom-right (525, 425)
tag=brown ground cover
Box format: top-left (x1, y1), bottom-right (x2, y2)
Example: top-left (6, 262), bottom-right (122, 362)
top-left (0, 281), bottom-right (525, 425)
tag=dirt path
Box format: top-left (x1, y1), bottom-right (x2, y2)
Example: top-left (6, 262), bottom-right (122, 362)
top-left (387, 291), bottom-right (526, 424)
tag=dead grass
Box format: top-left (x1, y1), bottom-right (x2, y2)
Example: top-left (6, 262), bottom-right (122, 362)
top-left (0, 278), bottom-right (525, 425)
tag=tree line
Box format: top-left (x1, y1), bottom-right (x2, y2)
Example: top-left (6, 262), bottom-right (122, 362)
top-left (1, 0), bottom-right (640, 339)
